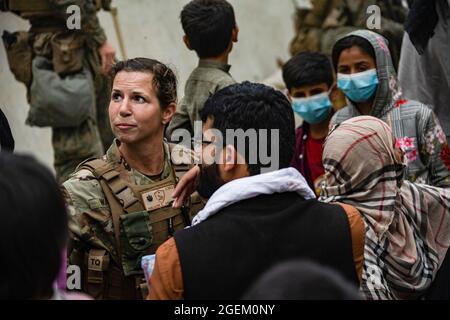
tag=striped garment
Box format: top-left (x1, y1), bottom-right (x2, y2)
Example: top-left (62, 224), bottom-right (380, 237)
top-left (320, 116), bottom-right (450, 299)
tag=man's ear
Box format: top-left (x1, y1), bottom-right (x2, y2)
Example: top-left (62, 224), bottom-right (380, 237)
top-left (183, 35), bottom-right (193, 50)
top-left (286, 91), bottom-right (293, 102)
top-left (223, 144), bottom-right (237, 171)
top-left (162, 102), bottom-right (176, 125)
top-left (232, 25), bottom-right (239, 43)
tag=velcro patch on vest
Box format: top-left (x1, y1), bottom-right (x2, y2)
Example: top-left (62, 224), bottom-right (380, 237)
top-left (141, 185), bottom-right (175, 212)
top-left (88, 253), bottom-right (106, 272)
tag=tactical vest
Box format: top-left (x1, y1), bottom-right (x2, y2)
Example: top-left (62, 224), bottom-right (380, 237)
top-left (75, 144), bottom-right (194, 300)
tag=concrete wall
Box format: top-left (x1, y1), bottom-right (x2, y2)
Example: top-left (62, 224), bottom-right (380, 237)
top-left (0, 0), bottom-right (296, 171)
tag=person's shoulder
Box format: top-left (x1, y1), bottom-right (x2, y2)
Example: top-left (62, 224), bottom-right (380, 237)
top-left (331, 106), bottom-right (353, 125)
top-left (190, 64), bottom-right (234, 86)
top-left (295, 124), bottom-right (306, 136)
top-left (63, 166), bottom-right (104, 210)
top-left (310, 200), bottom-right (354, 217)
top-left (396, 99), bottom-right (434, 122)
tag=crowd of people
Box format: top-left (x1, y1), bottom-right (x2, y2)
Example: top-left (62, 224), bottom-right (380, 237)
top-left (1, 0), bottom-right (450, 300)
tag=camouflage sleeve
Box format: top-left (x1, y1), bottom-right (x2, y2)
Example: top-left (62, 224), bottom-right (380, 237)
top-left (63, 169), bottom-right (116, 258)
top-left (81, 0), bottom-right (107, 47)
top-left (419, 110), bottom-right (450, 188)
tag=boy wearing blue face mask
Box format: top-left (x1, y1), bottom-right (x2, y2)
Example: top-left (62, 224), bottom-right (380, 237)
top-left (282, 52), bottom-right (338, 195)
top-left (331, 29), bottom-right (450, 188)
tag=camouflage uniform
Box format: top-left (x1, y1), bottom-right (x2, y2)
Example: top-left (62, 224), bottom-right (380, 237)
top-left (63, 140), bottom-right (204, 299)
top-left (2, 0), bottom-right (114, 183)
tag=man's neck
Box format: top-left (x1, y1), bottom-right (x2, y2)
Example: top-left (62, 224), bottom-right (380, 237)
top-left (119, 136), bottom-right (165, 176)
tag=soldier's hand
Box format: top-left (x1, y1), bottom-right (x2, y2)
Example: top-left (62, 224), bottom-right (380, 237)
top-left (98, 41), bottom-right (116, 74)
top-left (172, 165), bottom-right (200, 208)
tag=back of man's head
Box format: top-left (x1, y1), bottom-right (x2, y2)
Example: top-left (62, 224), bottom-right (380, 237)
top-left (243, 260), bottom-right (363, 300)
top-left (200, 81), bottom-right (295, 175)
top-left (282, 51), bottom-right (334, 92)
top-left (181, 0), bottom-right (236, 58)
top-left (0, 153), bottom-right (67, 299)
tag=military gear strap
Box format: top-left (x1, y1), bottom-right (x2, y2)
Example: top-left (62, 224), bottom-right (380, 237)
top-left (8, 0), bottom-right (55, 11)
top-left (76, 144), bottom-right (195, 299)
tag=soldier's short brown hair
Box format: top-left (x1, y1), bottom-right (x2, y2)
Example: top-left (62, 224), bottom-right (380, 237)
top-left (111, 57), bottom-right (177, 109)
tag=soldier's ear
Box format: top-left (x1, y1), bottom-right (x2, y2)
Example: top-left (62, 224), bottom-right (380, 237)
top-left (183, 35), bottom-right (193, 51)
top-left (162, 102), bottom-right (176, 125)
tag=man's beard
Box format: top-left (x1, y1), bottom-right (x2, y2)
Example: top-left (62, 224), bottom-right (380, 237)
top-left (196, 163), bottom-right (225, 199)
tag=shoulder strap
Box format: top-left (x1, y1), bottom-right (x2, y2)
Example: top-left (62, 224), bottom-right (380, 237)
top-left (79, 158), bottom-right (144, 261)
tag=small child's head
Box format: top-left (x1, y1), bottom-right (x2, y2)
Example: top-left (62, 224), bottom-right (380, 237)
top-left (181, 0), bottom-right (238, 59)
top-left (282, 52), bottom-right (336, 124)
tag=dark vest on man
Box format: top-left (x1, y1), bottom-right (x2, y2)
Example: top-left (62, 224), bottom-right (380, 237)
top-left (174, 192), bottom-right (359, 300)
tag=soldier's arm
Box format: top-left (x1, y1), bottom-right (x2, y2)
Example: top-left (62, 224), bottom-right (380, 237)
top-left (63, 170), bottom-right (116, 258)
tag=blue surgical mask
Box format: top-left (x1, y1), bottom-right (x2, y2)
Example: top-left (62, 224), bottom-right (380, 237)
top-left (292, 91), bottom-right (332, 124)
top-left (337, 69), bottom-right (379, 103)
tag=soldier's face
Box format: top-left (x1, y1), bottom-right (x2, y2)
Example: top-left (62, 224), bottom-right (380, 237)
top-left (109, 71), bottom-right (165, 144)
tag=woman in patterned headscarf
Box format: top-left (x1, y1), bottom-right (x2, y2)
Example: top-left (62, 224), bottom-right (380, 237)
top-left (320, 116), bottom-right (450, 299)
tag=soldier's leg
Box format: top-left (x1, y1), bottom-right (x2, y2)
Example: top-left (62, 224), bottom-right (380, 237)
top-left (95, 73), bottom-right (114, 151)
top-left (52, 118), bottom-right (104, 184)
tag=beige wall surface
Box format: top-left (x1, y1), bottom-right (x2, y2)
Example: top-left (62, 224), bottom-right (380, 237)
top-left (0, 0), bottom-right (296, 172)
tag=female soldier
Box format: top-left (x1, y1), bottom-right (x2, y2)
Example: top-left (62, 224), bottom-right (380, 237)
top-left (64, 58), bottom-right (201, 300)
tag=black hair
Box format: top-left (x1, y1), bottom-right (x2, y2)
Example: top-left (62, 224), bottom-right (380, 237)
top-left (181, 0), bottom-right (236, 58)
top-left (0, 153), bottom-right (68, 299)
top-left (242, 260), bottom-right (363, 300)
top-left (111, 57), bottom-right (177, 109)
top-left (200, 81), bottom-right (295, 175)
top-left (282, 51), bottom-right (334, 92)
top-left (332, 35), bottom-right (376, 72)
top-left (0, 108), bottom-right (14, 152)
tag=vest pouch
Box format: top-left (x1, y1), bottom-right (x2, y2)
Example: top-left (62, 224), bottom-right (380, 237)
top-left (119, 210), bottom-right (153, 276)
top-left (51, 31), bottom-right (85, 76)
top-left (27, 56), bottom-right (94, 128)
top-left (2, 30), bottom-right (33, 87)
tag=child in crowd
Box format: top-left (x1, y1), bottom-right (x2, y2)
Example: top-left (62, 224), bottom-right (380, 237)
top-left (167, 0), bottom-right (238, 138)
top-left (282, 52), bottom-right (338, 195)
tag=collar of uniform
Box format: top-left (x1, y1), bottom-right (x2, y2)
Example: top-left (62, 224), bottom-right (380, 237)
top-left (198, 59), bottom-right (231, 73)
top-left (104, 139), bottom-right (172, 182)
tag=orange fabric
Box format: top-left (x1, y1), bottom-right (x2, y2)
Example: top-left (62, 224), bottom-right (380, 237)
top-left (147, 237), bottom-right (183, 300)
top-left (336, 202), bottom-right (365, 284)
top-left (147, 203), bottom-right (366, 300)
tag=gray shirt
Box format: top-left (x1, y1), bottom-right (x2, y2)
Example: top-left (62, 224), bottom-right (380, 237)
top-left (167, 59), bottom-right (235, 139)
